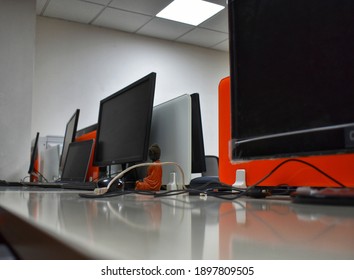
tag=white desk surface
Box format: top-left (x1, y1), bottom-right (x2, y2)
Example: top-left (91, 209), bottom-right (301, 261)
top-left (0, 187), bottom-right (353, 259)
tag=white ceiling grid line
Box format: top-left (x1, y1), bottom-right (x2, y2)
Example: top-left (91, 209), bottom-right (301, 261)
top-left (36, 0), bottom-right (229, 52)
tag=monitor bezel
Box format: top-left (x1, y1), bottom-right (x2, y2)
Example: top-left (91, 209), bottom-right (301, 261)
top-left (61, 139), bottom-right (94, 182)
top-left (59, 109), bottom-right (80, 172)
top-left (93, 72), bottom-right (156, 167)
top-left (228, 0), bottom-right (354, 161)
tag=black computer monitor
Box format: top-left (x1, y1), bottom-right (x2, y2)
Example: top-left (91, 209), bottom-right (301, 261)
top-left (61, 140), bottom-right (94, 182)
top-left (59, 109), bottom-right (80, 172)
top-left (28, 132), bottom-right (40, 175)
top-left (228, 0), bottom-right (354, 161)
top-left (94, 72), bottom-right (156, 168)
top-left (191, 93), bottom-right (206, 173)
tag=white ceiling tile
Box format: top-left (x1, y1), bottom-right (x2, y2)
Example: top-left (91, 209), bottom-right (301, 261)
top-left (137, 18), bottom-right (194, 41)
top-left (93, 7), bottom-right (152, 33)
top-left (44, 0), bottom-right (103, 24)
top-left (82, 0), bottom-right (111, 5)
top-left (205, 0), bottom-right (227, 6)
top-left (177, 28), bottom-right (228, 48)
top-left (199, 8), bottom-right (228, 33)
top-left (211, 39), bottom-right (229, 52)
top-left (37, 0), bottom-right (230, 52)
top-left (109, 0), bottom-right (173, 16)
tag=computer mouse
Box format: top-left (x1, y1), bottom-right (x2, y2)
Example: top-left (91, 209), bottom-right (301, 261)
top-left (97, 177), bottom-right (124, 192)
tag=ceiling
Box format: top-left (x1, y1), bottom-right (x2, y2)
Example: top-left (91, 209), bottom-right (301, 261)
top-left (36, 0), bottom-right (229, 52)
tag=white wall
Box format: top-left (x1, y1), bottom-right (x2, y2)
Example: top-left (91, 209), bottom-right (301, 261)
top-left (34, 16), bottom-right (229, 157)
top-left (0, 0), bottom-right (36, 181)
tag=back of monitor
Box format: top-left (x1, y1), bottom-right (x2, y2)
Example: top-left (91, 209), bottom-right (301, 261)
top-left (150, 95), bottom-right (192, 186)
top-left (40, 144), bottom-right (60, 182)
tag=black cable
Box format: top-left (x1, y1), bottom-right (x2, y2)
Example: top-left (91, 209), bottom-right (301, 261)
top-left (79, 189), bottom-right (157, 199)
top-left (247, 158), bottom-right (347, 188)
top-left (176, 158), bottom-right (347, 200)
top-left (269, 185), bottom-right (296, 196)
top-left (154, 189), bottom-right (190, 197)
top-left (79, 158), bottom-right (347, 200)
top-left (155, 179), bottom-right (247, 200)
top-left (204, 191), bottom-right (247, 201)
top-left (29, 168), bottom-right (49, 183)
top-left (88, 171), bottom-right (121, 183)
top-left (154, 179), bottom-right (245, 198)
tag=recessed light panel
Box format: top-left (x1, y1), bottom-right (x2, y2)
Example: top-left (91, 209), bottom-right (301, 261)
top-left (156, 0), bottom-right (224, 26)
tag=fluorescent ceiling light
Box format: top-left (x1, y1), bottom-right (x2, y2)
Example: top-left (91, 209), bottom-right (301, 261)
top-left (156, 0), bottom-right (224, 26)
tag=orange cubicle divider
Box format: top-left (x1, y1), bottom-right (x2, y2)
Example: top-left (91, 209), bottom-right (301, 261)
top-left (218, 77), bottom-right (354, 188)
top-left (31, 157), bottom-right (40, 182)
top-left (76, 130), bottom-right (100, 182)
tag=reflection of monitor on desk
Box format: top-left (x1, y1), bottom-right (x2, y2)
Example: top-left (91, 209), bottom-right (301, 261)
top-left (93, 73), bottom-right (156, 179)
top-left (223, 0), bottom-right (354, 189)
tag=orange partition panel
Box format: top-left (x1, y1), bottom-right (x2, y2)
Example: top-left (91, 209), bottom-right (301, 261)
top-left (218, 77), bottom-right (354, 187)
top-left (30, 157), bottom-right (40, 182)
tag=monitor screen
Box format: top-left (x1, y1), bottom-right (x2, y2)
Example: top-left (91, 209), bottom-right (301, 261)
top-left (229, 0), bottom-right (354, 160)
top-left (61, 140), bottom-right (94, 182)
top-left (94, 72), bottom-right (156, 167)
top-left (59, 109), bottom-right (80, 172)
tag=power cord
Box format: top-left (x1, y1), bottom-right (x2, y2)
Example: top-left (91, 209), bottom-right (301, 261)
top-left (247, 158), bottom-right (347, 189)
top-left (22, 168), bottom-right (49, 183)
top-left (93, 161), bottom-right (186, 195)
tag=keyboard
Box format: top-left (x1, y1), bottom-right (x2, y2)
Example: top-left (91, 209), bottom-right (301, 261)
top-left (0, 180), bottom-right (24, 187)
top-left (22, 181), bottom-right (96, 191)
top-left (61, 181), bottom-right (97, 191)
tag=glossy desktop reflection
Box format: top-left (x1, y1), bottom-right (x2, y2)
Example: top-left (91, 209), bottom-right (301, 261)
top-left (0, 188), bottom-right (353, 259)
